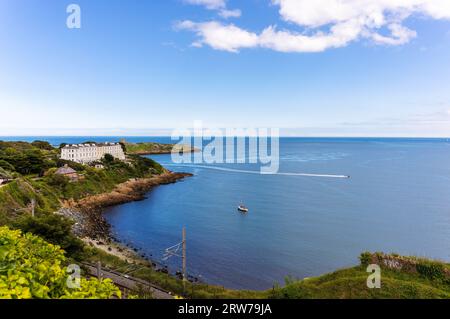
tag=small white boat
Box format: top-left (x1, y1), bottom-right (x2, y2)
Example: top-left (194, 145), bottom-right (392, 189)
top-left (238, 205), bottom-right (249, 213)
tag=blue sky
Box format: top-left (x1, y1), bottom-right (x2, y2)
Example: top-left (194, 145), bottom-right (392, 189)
top-left (1, 0), bottom-right (450, 136)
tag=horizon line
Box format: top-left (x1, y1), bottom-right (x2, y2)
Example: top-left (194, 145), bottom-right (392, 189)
top-left (1, 135), bottom-right (449, 139)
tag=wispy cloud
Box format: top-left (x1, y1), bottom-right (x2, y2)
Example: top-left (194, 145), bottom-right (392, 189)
top-left (182, 0), bottom-right (241, 19)
top-left (218, 9), bottom-right (241, 19)
top-left (177, 0), bottom-right (450, 53)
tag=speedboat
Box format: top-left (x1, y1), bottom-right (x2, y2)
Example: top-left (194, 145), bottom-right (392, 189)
top-left (238, 205), bottom-right (249, 213)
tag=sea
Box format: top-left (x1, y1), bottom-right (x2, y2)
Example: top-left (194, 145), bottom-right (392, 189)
top-left (3, 136), bottom-right (450, 290)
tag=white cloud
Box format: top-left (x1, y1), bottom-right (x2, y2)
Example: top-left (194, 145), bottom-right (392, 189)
top-left (219, 9), bottom-right (242, 19)
top-left (183, 0), bottom-right (226, 10)
top-left (371, 23), bottom-right (417, 45)
top-left (177, 21), bottom-right (258, 52)
top-left (259, 18), bottom-right (364, 52)
top-left (178, 0), bottom-right (450, 53)
top-left (183, 0), bottom-right (241, 19)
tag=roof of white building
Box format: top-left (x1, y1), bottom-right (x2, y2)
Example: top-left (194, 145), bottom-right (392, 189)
top-left (64, 142), bottom-right (121, 149)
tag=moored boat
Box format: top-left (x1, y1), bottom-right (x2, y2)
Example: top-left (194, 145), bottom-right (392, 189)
top-left (238, 205), bottom-right (249, 213)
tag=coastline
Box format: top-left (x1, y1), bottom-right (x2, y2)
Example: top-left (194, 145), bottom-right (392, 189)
top-left (60, 171), bottom-right (192, 259)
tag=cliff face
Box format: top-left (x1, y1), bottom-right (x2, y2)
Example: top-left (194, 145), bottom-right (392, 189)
top-left (65, 171), bottom-right (192, 238)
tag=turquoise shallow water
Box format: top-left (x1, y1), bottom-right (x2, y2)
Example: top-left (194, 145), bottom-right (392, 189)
top-left (3, 137), bottom-right (450, 289)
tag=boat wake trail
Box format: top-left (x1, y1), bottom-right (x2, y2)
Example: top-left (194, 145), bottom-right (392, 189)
top-left (163, 164), bottom-right (350, 179)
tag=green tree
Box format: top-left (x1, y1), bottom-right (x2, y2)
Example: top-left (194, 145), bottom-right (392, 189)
top-left (0, 160), bottom-right (15, 172)
top-left (102, 153), bottom-right (115, 164)
top-left (13, 214), bottom-right (85, 260)
top-left (45, 173), bottom-right (69, 190)
top-left (4, 150), bottom-right (47, 175)
top-left (31, 140), bottom-right (54, 150)
top-left (0, 167), bottom-right (13, 180)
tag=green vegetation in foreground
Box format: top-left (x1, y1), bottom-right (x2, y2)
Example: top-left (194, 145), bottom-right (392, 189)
top-left (122, 140), bottom-right (195, 155)
top-left (0, 226), bottom-right (120, 299)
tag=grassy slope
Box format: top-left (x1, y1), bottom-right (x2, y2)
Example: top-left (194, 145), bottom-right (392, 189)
top-left (0, 179), bottom-right (60, 225)
top-left (0, 169), bottom-right (142, 225)
top-left (269, 266), bottom-right (450, 299)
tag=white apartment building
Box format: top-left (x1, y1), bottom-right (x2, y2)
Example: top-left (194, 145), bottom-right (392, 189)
top-left (60, 142), bottom-right (126, 164)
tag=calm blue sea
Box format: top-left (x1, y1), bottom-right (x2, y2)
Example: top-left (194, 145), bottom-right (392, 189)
top-left (3, 136), bottom-right (450, 290)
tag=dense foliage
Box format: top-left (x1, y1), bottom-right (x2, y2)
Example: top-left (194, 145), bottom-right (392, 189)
top-left (0, 226), bottom-right (120, 299)
top-left (12, 214), bottom-right (85, 260)
top-left (0, 160), bottom-right (15, 172)
top-left (0, 167), bottom-right (13, 179)
top-left (31, 141), bottom-right (53, 151)
top-left (0, 141), bottom-right (56, 176)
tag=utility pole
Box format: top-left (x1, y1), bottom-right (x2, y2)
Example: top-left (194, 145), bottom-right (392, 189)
top-left (97, 261), bottom-right (102, 279)
top-left (31, 199), bottom-right (35, 218)
top-left (182, 227), bottom-right (187, 292)
top-left (163, 227), bottom-right (188, 295)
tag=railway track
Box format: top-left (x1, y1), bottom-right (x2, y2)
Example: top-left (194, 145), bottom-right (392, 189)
top-left (81, 262), bottom-right (174, 299)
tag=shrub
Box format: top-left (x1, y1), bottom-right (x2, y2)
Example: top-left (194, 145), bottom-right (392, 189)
top-left (359, 252), bottom-right (372, 266)
top-left (12, 214), bottom-right (85, 260)
top-left (0, 226), bottom-right (121, 299)
top-left (0, 167), bottom-right (13, 180)
top-left (56, 159), bottom-right (85, 172)
top-left (416, 262), bottom-right (445, 280)
top-left (0, 160), bottom-right (15, 172)
top-left (128, 155), bottom-right (165, 175)
top-left (31, 140), bottom-right (54, 151)
top-left (103, 154), bottom-right (115, 164)
top-left (45, 173), bottom-right (69, 189)
top-left (1, 150), bottom-right (48, 175)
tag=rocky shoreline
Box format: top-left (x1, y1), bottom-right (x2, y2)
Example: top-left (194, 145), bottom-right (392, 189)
top-left (59, 171), bottom-right (192, 240)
